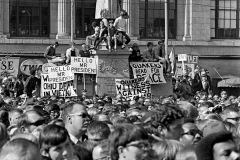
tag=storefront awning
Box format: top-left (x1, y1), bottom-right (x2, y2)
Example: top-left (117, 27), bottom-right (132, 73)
top-left (217, 78), bottom-right (240, 88)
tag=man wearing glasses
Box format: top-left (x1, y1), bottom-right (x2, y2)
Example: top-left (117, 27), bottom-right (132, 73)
top-left (180, 122), bottom-right (202, 146)
top-left (62, 103), bottom-right (89, 144)
top-left (16, 110), bottom-right (46, 133)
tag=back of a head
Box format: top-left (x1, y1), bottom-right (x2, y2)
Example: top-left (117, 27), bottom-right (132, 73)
top-left (109, 124), bottom-right (148, 160)
top-left (0, 138), bottom-right (41, 160)
top-left (92, 140), bottom-right (109, 160)
top-left (39, 124), bottom-right (69, 149)
top-left (175, 146), bottom-right (197, 160)
top-left (152, 140), bottom-right (184, 160)
top-left (0, 122), bottom-right (8, 148)
top-left (87, 121), bottom-right (110, 140)
top-left (196, 131), bottom-right (233, 160)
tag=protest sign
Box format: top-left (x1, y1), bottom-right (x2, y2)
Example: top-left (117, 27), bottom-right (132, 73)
top-left (71, 57), bottom-right (97, 74)
top-left (41, 74), bottom-right (77, 97)
top-left (46, 65), bottom-right (74, 83)
top-left (115, 76), bottom-right (151, 99)
top-left (130, 62), bottom-right (166, 84)
top-left (178, 54), bottom-right (187, 61)
top-left (175, 63), bottom-right (195, 78)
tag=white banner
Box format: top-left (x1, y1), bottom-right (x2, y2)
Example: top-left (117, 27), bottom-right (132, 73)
top-left (41, 74), bottom-right (77, 97)
top-left (47, 65), bottom-right (74, 83)
top-left (115, 76), bottom-right (151, 99)
top-left (71, 57), bottom-right (97, 74)
top-left (130, 62), bottom-right (166, 84)
top-left (0, 57), bottom-right (20, 77)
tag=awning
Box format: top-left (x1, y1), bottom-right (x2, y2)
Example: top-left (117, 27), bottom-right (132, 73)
top-left (217, 78), bottom-right (240, 88)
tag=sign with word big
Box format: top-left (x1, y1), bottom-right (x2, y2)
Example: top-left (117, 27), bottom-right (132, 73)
top-left (71, 57), bottom-right (97, 74)
top-left (115, 75), bottom-right (151, 99)
top-left (41, 74), bottom-right (77, 97)
top-left (47, 65), bottom-right (74, 83)
top-left (130, 62), bottom-right (166, 84)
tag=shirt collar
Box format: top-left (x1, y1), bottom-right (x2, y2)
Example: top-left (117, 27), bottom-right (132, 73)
top-left (69, 133), bottom-right (80, 144)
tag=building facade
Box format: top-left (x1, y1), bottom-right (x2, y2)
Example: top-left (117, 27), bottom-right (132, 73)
top-left (0, 0), bottom-right (240, 92)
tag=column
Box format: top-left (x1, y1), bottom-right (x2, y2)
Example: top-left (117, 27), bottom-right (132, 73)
top-left (0, 0), bottom-right (3, 36)
top-left (183, 0), bottom-right (191, 41)
top-left (56, 0), bottom-right (71, 39)
top-left (122, 0), bottom-right (139, 38)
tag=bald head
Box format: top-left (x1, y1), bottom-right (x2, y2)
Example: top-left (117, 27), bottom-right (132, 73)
top-left (0, 139), bottom-right (42, 160)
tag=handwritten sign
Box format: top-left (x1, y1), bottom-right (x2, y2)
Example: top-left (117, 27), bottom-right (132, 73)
top-left (115, 76), bottom-right (151, 99)
top-left (187, 55), bottom-right (198, 64)
top-left (0, 57), bottom-right (20, 77)
top-left (175, 63), bottom-right (195, 77)
top-left (46, 65), bottom-right (74, 83)
top-left (71, 57), bottom-right (97, 74)
top-left (130, 62), bottom-right (166, 84)
top-left (178, 54), bottom-right (187, 61)
top-left (41, 74), bottom-right (77, 97)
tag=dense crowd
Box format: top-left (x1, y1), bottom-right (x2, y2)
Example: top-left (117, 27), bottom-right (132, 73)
top-left (0, 68), bottom-right (239, 160)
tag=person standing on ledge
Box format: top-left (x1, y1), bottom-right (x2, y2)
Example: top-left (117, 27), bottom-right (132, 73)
top-left (113, 10), bottom-right (131, 49)
top-left (65, 42), bottom-right (80, 64)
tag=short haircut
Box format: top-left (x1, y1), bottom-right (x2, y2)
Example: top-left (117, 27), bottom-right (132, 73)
top-left (70, 42), bottom-right (76, 46)
top-left (87, 121), bottom-right (110, 139)
top-left (9, 108), bottom-right (23, 115)
top-left (16, 110), bottom-right (41, 130)
top-left (39, 124), bottom-right (69, 149)
top-left (45, 103), bottom-right (60, 113)
top-left (61, 103), bottom-right (75, 123)
top-left (147, 42), bottom-right (153, 47)
top-left (109, 124), bottom-right (149, 160)
top-left (94, 140), bottom-right (109, 157)
top-left (54, 41), bottom-right (59, 46)
top-left (0, 138), bottom-right (40, 160)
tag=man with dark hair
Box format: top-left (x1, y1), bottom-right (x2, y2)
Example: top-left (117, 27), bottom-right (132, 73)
top-left (149, 104), bottom-right (184, 140)
top-left (154, 40), bottom-right (167, 69)
top-left (196, 131), bottom-right (239, 160)
top-left (24, 69), bottom-right (40, 98)
top-left (79, 43), bottom-right (91, 57)
top-left (44, 41), bottom-right (64, 64)
top-left (0, 139), bottom-right (42, 160)
top-left (87, 121), bottom-right (110, 141)
top-left (109, 124), bottom-right (150, 160)
top-left (62, 103), bottom-right (89, 144)
top-left (39, 124), bottom-right (75, 160)
top-left (142, 42), bottom-right (157, 62)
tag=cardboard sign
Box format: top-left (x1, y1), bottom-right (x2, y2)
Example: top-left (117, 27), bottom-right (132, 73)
top-left (178, 54), bottom-right (187, 61)
top-left (130, 62), bottom-right (166, 84)
top-left (187, 55), bottom-right (198, 64)
top-left (0, 57), bottom-right (20, 77)
top-left (41, 74), bottom-right (77, 97)
top-left (115, 76), bottom-right (151, 99)
top-left (46, 65), bottom-right (74, 83)
top-left (176, 63), bottom-right (195, 77)
top-left (71, 57), bottom-right (97, 74)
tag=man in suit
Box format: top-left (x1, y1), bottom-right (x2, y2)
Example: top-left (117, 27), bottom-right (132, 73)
top-left (200, 72), bottom-right (211, 94)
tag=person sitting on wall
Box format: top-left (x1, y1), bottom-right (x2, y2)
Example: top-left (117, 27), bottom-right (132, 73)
top-left (113, 10), bottom-right (131, 49)
top-left (154, 39), bottom-right (167, 69)
top-left (65, 42), bottom-right (80, 64)
top-left (85, 21), bottom-right (100, 48)
top-left (142, 42), bottom-right (157, 62)
top-left (107, 20), bottom-right (118, 52)
top-left (129, 43), bottom-right (142, 62)
top-left (44, 41), bottom-right (65, 64)
top-left (79, 43), bottom-right (91, 58)
top-left (93, 21), bottom-right (108, 50)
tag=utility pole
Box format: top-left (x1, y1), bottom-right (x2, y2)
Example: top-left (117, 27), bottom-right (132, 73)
top-left (165, 0), bottom-right (168, 59)
top-left (71, 0), bottom-right (74, 42)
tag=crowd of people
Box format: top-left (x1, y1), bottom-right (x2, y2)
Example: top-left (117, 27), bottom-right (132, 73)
top-left (0, 64), bottom-right (240, 160)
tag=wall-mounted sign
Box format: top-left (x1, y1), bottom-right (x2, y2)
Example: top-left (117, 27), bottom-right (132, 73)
top-left (20, 59), bottom-right (43, 75)
top-left (0, 57), bottom-right (20, 77)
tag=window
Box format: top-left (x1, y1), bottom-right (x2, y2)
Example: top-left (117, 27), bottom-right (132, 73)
top-left (211, 0), bottom-right (239, 39)
top-left (9, 0), bottom-right (50, 37)
top-left (75, 0), bottom-right (96, 38)
top-left (139, 0), bottom-right (177, 39)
